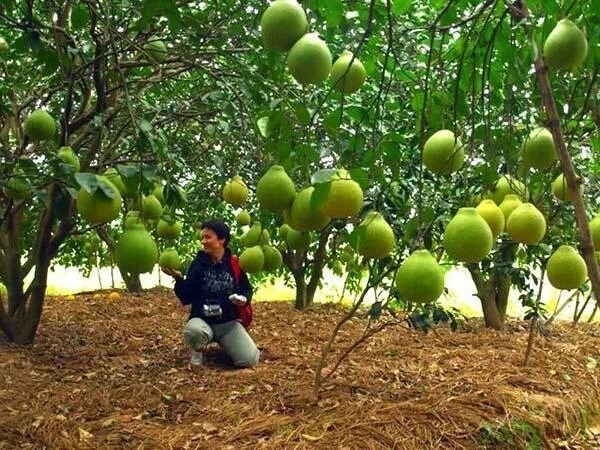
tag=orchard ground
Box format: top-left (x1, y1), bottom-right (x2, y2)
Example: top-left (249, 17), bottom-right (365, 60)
top-left (1, 288), bottom-right (600, 449)
top-left (44, 264), bottom-right (598, 323)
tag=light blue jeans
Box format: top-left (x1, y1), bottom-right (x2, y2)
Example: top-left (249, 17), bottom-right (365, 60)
top-left (183, 318), bottom-right (260, 368)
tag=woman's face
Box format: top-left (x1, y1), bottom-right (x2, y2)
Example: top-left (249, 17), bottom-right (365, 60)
top-left (200, 228), bottom-right (225, 254)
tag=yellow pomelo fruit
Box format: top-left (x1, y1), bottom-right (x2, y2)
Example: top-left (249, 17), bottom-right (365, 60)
top-left (423, 130), bottom-right (464, 175)
top-left (256, 165), bottom-right (296, 212)
top-left (476, 199), bottom-right (505, 238)
top-left (395, 249), bottom-right (445, 304)
top-left (77, 176), bottom-right (122, 224)
top-left (144, 36), bottom-right (167, 63)
top-left (57, 146), bottom-right (80, 172)
top-left (330, 51), bottom-right (366, 94)
top-left (103, 168), bottom-right (126, 194)
top-left (498, 194), bottom-right (522, 225)
top-left (285, 187), bottom-right (331, 232)
top-left (590, 214), bottom-right (600, 250)
top-left (222, 175), bottom-right (248, 207)
top-left (152, 185), bottom-right (165, 204)
top-left (490, 175), bottom-right (528, 205)
top-left (320, 176), bottom-right (363, 219)
top-left (23, 109), bottom-right (56, 141)
top-left (141, 194), bottom-right (163, 219)
top-left (552, 173), bottom-right (582, 201)
top-left (506, 203), bottom-right (546, 245)
top-left (159, 247), bottom-right (181, 270)
top-left (443, 208), bottom-right (493, 263)
top-left (543, 19), bottom-right (588, 71)
top-left (260, 0), bottom-right (308, 51)
top-left (547, 245), bottom-right (587, 290)
top-left (236, 210), bottom-right (251, 227)
top-left (521, 128), bottom-right (556, 170)
top-left (286, 229), bottom-right (311, 251)
top-left (262, 245), bottom-right (283, 271)
top-left (4, 171), bottom-right (31, 200)
top-left (239, 245), bottom-right (265, 273)
top-left (115, 224), bottom-right (158, 274)
top-left (357, 211), bottom-right (395, 259)
top-left (108, 292), bottom-right (121, 301)
top-left (156, 218), bottom-right (182, 240)
top-left (287, 33), bottom-right (332, 85)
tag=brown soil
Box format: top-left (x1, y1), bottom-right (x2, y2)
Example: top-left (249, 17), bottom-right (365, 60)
top-left (1, 287), bottom-right (599, 449)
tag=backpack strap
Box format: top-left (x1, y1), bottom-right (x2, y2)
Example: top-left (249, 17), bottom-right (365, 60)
top-left (230, 255), bottom-right (241, 286)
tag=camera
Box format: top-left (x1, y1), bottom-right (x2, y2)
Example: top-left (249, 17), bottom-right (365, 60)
top-left (202, 303), bottom-right (222, 318)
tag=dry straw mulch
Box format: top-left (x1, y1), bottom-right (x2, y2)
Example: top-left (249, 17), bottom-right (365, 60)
top-left (1, 287), bottom-right (600, 449)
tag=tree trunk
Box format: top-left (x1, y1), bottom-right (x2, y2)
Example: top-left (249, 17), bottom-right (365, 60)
top-left (123, 272), bottom-right (142, 292)
top-left (293, 270), bottom-right (308, 310)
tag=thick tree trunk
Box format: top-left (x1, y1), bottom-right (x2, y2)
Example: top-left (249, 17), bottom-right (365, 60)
top-left (123, 272), bottom-right (142, 292)
top-left (293, 270), bottom-right (308, 310)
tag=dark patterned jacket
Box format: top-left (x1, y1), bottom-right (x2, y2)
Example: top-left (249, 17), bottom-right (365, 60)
top-left (174, 248), bottom-right (252, 324)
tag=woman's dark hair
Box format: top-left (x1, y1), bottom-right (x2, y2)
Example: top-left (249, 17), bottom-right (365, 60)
top-left (201, 219), bottom-right (230, 246)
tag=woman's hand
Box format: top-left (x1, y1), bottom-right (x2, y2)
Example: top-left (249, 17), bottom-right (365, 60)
top-left (162, 267), bottom-right (183, 280)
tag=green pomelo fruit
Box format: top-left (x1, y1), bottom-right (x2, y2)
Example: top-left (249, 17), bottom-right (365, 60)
top-left (159, 247), bottom-right (181, 270)
top-left (286, 229), bottom-right (311, 251)
top-left (546, 245), bottom-right (587, 290)
top-left (506, 203), bottom-right (546, 245)
top-left (357, 211), bottom-right (395, 259)
top-left (590, 214), bottom-right (600, 250)
top-left (141, 194), bottom-right (163, 219)
top-left (395, 249), bottom-right (445, 304)
top-left (156, 218), bottom-right (182, 240)
top-left (320, 177), bottom-right (363, 218)
top-left (498, 194), bottom-right (522, 225)
top-left (259, 229), bottom-right (271, 246)
top-left (279, 223), bottom-right (291, 240)
top-left (222, 175), bottom-right (248, 207)
top-left (57, 146), bottom-right (80, 172)
top-left (23, 109), bottom-right (56, 141)
top-left (256, 165), bottom-right (296, 212)
top-left (0, 37), bottom-right (8, 53)
top-left (422, 130), bottom-right (464, 175)
top-left (144, 36), bottom-right (167, 63)
top-left (4, 171), bottom-right (31, 200)
top-left (152, 185), bottom-right (165, 204)
top-left (443, 208), bottom-right (493, 263)
top-left (115, 224), bottom-right (158, 274)
top-left (552, 173), bottom-right (582, 201)
top-left (521, 128), bottom-right (556, 170)
top-left (239, 245), bottom-right (265, 273)
top-left (124, 211), bottom-right (143, 229)
top-left (262, 245), bottom-right (283, 271)
top-left (286, 187), bottom-right (331, 231)
top-left (0, 282), bottom-right (7, 297)
top-left (476, 199), bottom-right (504, 238)
top-left (236, 210), bottom-right (251, 227)
top-left (543, 19), bottom-right (588, 71)
top-left (260, 0), bottom-right (308, 51)
top-left (77, 176), bottom-right (122, 224)
top-left (287, 33), bottom-right (332, 85)
top-left (332, 260), bottom-right (344, 276)
top-left (330, 51), bottom-right (366, 94)
top-left (103, 168), bottom-right (126, 194)
top-left (242, 222), bottom-right (262, 247)
top-left (490, 175), bottom-right (529, 204)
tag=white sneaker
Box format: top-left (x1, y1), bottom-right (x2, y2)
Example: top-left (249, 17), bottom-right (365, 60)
top-left (190, 351), bottom-right (204, 366)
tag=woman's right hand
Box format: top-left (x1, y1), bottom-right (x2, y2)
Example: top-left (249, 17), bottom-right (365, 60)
top-left (161, 267), bottom-right (183, 280)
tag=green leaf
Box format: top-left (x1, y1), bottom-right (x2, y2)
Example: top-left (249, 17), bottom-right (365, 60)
top-left (392, 0), bottom-right (412, 15)
top-left (97, 176), bottom-right (121, 200)
top-left (71, 5), bottom-right (90, 30)
top-left (324, 108), bottom-right (343, 130)
top-left (320, 0), bottom-right (343, 27)
top-left (257, 116), bottom-right (270, 138)
top-left (75, 173), bottom-right (98, 195)
top-left (348, 168), bottom-right (369, 189)
top-left (311, 169), bottom-right (338, 184)
top-left (310, 182), bottom-right (331, 211)
top-left (294, 103), bottom-right (311, 125)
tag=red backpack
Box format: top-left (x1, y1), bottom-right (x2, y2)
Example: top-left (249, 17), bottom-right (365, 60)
top-left (230, 255), bottom-right (253, 329)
